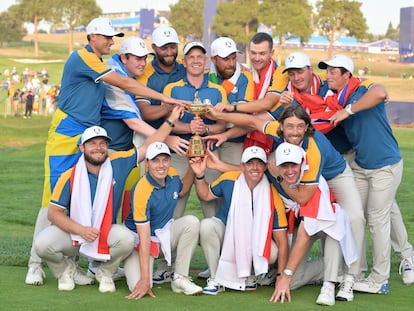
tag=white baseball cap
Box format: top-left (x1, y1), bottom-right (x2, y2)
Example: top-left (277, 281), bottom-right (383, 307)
top-left (86, 17), bottom-right (124, 37)
top-left (211, 37), bottom-right (239, 58)
top-left (119, 37), bottom-right (151, 57)
top-left (146, 142), bottom-right (171, 160)
top-left (183, 41), bottom-right (207, 55)
top-left (318, 54), bottom-right (354, 74)
top-left (81, 126), bottom-right (111, 145)
top-left (283, 52), bottom-right (311, 73)
top-left (275, 142), bottom-right (304, 166)
top-left (152, 26), bottom-right (180, 47)
top-left (241, 146), bottom-right (267, 164)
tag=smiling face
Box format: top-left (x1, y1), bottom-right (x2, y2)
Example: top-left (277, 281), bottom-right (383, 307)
top-left (241, 158), bottom-right (267, 188)
top-left (80, 137), bottom-right (109, 166)
top-left (211, 53), bottom-right (237, 79)
top-left (152, 43), bottom-right (179, 70)
top-left (183, 48), bottom-right (207, 77)
top-left (325, 66), bottom-right (350, 92)
top-left (279, 162), bottom-right (302, 185)
top-left (89, 34), bottom-right (115, 58)
top-left (249, 40), bottom-right (273, 73)
top-left (279, 116), bottom-right (308, 146)
top-left (287, 66), bottom-right (313, 93)
top-left (145, 154), bottom-right (171, 186)
top-left (121, 53), bottom-right (148, 78)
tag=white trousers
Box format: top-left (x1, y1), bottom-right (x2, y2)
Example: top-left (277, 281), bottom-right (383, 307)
top-left (124, 215), bottom-right (200, 292)
top-left (35, 224), bottom-right (134, 278)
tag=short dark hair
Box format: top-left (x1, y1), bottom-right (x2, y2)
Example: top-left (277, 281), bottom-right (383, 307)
top-left (277, 105), bottom-right (315, 137)
top-left (339, 67), bottom-right (353, 77)
top-left (250, 32), bottom-right (273, 50)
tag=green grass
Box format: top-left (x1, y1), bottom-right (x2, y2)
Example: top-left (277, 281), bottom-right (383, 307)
top-left (0, 116), bottom-right (413, 310)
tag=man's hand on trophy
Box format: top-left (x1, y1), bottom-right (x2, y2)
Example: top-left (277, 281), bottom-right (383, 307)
top-left (205, 107), bottom-right (219, 120)
top-left (190, 118), bottom-right (205, 135)
top-left (214, 102), bottom-right (233, 112)
top-left (168, 105), bottom-right (185, 121)
top-left (165, 136), bottom-right (189, 156)
top-left (162, 96), bottom-right (191, 108)
top-left (188, 156), bottom-right (207, 177)
top-left (203, 132), bottom-right (228, 148)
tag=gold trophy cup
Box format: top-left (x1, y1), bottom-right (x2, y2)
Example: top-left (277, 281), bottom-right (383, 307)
top-left (186, 97), bottom-right (211, 158)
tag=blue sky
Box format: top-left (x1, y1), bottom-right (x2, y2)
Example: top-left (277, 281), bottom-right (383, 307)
top-left (1, 0), bottom-right (413, 35)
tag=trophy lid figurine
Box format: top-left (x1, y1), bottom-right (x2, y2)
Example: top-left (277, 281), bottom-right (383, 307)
top-left (186, 94), bottom-right (211, 158)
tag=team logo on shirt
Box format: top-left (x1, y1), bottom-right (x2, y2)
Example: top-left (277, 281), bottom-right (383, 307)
top-left (173, 192), bottom-right (178, 200)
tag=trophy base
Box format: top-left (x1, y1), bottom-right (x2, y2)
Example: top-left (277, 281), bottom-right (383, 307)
top-left (186, 134), bottom-right (207, 158)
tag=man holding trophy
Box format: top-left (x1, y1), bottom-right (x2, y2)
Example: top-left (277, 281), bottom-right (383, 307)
top-left (162, 41), bottom-right (228, 219)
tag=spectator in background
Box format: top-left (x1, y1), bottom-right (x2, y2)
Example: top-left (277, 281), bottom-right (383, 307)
top-left (13, 88), bottom-right (20, 116)
top-left (24, 89), bottom-right (34, 119)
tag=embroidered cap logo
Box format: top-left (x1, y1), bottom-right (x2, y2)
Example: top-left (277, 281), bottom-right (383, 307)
top-left (251, 147), bottom-right (260, 154)
top-left (283, 147), bottom-right (291, 156)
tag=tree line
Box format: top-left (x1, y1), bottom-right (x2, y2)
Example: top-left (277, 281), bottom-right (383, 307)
top-left (0, 0), bottom-right (400, 59)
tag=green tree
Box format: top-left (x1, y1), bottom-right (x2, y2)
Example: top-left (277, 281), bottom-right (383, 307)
top-left (8, 0), bottom-right (51, 57)
top-left (385, 22), bottom-right (399, 41)
top-left (0, 11), bottom-right (26, 48)
top-left (259, 0), bottom-right (312, 64)
top-left (315, 0), bottom-right (368, 58)
top-left (169, 0), bottom-right (204, 42)
top-left (213, 0), bottom-right (260, 66)
top-left (51, 0), bottom-right (102, 54)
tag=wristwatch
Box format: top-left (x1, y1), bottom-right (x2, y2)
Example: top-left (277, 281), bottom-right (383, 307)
top-left (276, 175), bottom-right (284, 183)
top-left (283, 268), bottom-right (293, 276)
top-left (345, 104), bottom-right (355, 115)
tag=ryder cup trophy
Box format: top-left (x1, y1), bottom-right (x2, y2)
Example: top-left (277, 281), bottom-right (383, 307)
top-left (186, 96), bottom-right (211, 158)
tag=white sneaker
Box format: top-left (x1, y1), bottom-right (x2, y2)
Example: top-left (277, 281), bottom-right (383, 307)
top-left (58, 261), bottom-right (76, 291)
top-left (245, 275), bottom-right (257, 291)
top-left (203, 278), bottom-right (225, 295)
top-left (353, 278), bottom-right (389, 294)
top-left (95, 269), bottom-right (116, 293)
top-left (153, 269), bottom-right (172, 284)
top-left (74, 267), bottom-right (94, 285)
top-left (25, 265), bottom-right (45, 286)
top-left (316, 281), bottom-right (335, 306)
top-left (399, 255), bottom-right (414, 285)
top-left (171, 273), bottom-right (203, 295)
top-left (257, 268), bottom-right (277, 286)
top-left (87, 261), bottom-right (124, 282)
top-left (336, 274), bottom-right (354, 301)
top-left (198, 268), bottom-right (210, 279)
